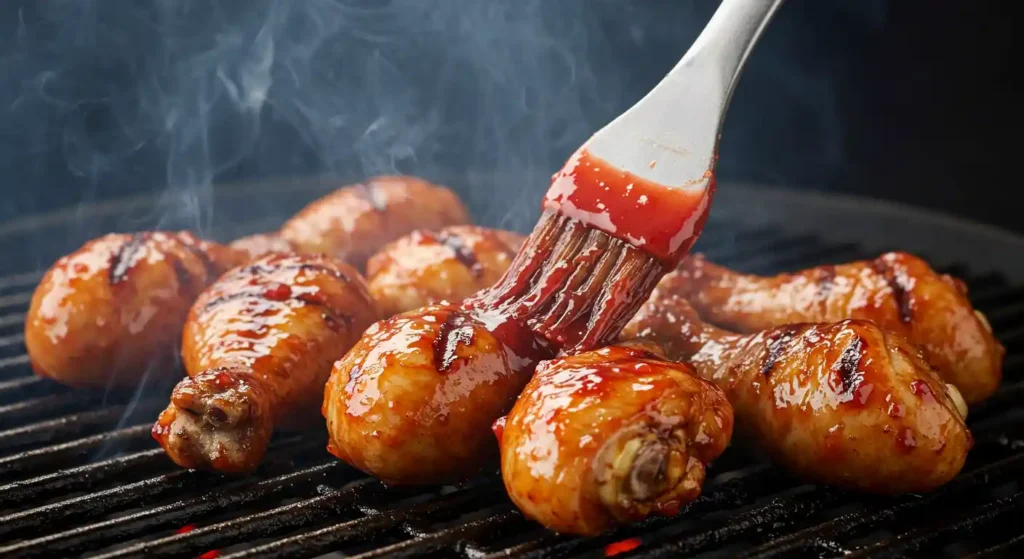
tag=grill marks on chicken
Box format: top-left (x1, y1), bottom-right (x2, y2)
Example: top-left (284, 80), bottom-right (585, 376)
top-left (497, 344), bottom-right (733, 536)
top-left (153, 253), bottom-right (377, 473)
top-left (760, 325), bottom-right (798, 377)
top-left (870, 258), bottom-right (914, 324)
top-left (622, 279), bottom-right (972, 494)
top-left (108, 233), bottom-right (149, 284)
top-left (323, 303), bottom-right (553, 485)
top-left (365, 225), bottom-right (524, 318)
top-left (675, 252), bottom-right (1004, 403)
top-left (25, 232), bottom-right (246, 389)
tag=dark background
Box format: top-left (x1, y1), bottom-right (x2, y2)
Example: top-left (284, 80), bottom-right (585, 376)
top-left (0, 1), bottom-right (1018, 233)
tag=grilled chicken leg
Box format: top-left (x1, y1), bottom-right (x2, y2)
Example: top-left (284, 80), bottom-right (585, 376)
top-left (25, 232), bottom-right (245, 389)
top-left (229, 232), bottom-right (297, 260)
top-left (366, 225), bottom-right (524, 317)
top-left (323, 303), bottom-right (553, 485)
top-left (153, 253), bottom-right (378, 473)
top-left (279, 176), bottom-right (471, 272)
top-left (498, 343), bottom-right (733, 536)
top-left (622, 274), bottom-right (973, 494)
top-left (674, 252), bottom-right (1004, 403)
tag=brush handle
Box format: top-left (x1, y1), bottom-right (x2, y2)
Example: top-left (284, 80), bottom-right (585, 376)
top-left (588, 0), bottom-right (785, 188)
top-left (682, 0), bottom-right (786, 114)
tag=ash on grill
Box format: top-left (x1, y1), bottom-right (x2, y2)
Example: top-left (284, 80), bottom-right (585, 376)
top-left (1, 218), bottom-right (1022, 559)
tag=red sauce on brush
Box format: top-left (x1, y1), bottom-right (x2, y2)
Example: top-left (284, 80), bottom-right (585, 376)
top-left (543, 148), bottom-right (715, 266)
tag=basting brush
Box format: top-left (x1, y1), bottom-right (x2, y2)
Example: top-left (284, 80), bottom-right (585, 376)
top-left (470, 0), bottom-right (786, 353)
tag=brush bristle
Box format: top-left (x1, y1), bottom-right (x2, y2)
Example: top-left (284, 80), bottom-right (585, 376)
top-left (469, 212), bottom-right (667, 354)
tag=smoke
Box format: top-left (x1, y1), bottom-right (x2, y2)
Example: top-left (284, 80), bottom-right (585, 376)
top-left (0, 0), bottom-right (871, 241)
top-left (1, 0), bottom-right (644, 238)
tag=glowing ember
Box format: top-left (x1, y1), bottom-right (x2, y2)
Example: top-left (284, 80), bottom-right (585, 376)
top-left (174, 524), bottom-right (222, 559)
top-left (605, 537), bottom-right (642, 556)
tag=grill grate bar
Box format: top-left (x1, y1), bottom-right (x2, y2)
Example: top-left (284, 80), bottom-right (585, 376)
top-left (742, 451), bottom-right (1024, 558)
top-left (0, 462), bottom-right (349, 559)
top-left (0, 333), bottom-right (24, 350)
top-left (621, 487), bottom-right (844, 558)
top-left (0, 376), bottom-right (55, 405)
top-left (0, 292), bottom-right (31, 311)
top-left (0, 423), bottom-right (150, 482)
top-left (967, 533), bottom-right (1024, 558)
top-left (0, 391), bottom-right (99, 426)
top-left (487, 465), bottom-right (793, 559)
top-left (0, 271), bottom-right (42, 291)
top-left (978, 300), bottom-right (1024, 331)
top-left (0, 448), bottom-right (171, 511)
top-left (222, 483), bottom-right (513, 559)
top-left (970, 380), bottom-right (1024, 421)
top-left (90, 477), bottom-right (429, 559)
top-left (0, 468), bottom-right (196, 541)
top-left (971, 285), bottom-right (1024, 310)
top-left (0, 354), bottom-right (29, 371)
top-left (360, 507), bottom-right (520, 559)
top-left (845, 491), bottom-right (1024, 558)
top-left (0, 400), bottom-right (165, 454)
top-left (0, 437), bottom-right (319, 541)
top-left (0, 313), bottom-right (26, 332)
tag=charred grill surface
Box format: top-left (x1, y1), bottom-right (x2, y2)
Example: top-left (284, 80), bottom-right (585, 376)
top-left (0, 214), bottom-right (1022, 558)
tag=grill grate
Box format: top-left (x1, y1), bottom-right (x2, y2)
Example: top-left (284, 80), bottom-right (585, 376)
top-left (0, 219), bottom-right (1022, 558)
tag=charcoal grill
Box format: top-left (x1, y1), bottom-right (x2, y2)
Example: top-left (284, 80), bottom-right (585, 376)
top-left (1, 178), bottom-right (1022, 558)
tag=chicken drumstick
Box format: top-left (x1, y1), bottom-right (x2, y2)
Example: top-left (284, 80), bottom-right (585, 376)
top-left (674, 252), bottom-right (1003, 404)
top-left (622, 272), bottom-right (973, 494)
top-left (153, 252), bottom-right (377, 473)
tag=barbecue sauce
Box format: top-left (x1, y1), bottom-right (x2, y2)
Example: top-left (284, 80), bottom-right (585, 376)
top-left (543, 148), bottom-right (715, 267)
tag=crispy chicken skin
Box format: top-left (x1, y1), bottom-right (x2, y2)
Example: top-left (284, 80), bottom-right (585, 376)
top-left (622, 277), bottom-right (972, 494)
top-left (366, 225), bottom-right (525, 318)
top-left (497, 343), bottom-right (733, 536)
top-left (323, 303), bottom-right (553, 485)
top-left (25, 232), bottom-right (244, 389)
top-left (153, 253), bottom-right (377, 473)
top-left (229, 232), bottom-right (297, 260)
top-left (279, 176), bottom-right (471, 272)
top-left (675, 252), bottom-right (1004, 404)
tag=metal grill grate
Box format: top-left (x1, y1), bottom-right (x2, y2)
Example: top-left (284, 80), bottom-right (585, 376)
top-left (0, 219), bottom-right (1022, 558)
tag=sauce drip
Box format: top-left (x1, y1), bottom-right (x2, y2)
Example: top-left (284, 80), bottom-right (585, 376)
top-left (432, 312), bottom-right (478, 373)
top-left (543, 148), bottom-right (715, 266)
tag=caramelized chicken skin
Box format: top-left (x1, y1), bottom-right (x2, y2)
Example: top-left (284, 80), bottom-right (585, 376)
top-left (498, 343), bottom-right (733, 536)
top-left (366, 225), bottom-right (525, 318)
top-left (323, 303), bottom-right (552, 485)
top-left (675, 252), bottom-right (1004, 404)
top-left (229, 232), bottom-right (297, 260)
top-left (153, 253), bottom-right (377, 473)
top-left (279, 176), bottom-right (471, 272)
top-left (622, 277), bottom-right (972, 494)
top-left (25, 232), bottom-right (244, 388)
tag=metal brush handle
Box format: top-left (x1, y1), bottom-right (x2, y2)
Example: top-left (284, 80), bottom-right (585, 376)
top-left (587, 0), bottom-right (785, 189)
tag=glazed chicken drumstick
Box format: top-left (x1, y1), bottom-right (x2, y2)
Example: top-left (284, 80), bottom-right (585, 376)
top-left (365, 225), bottom-right (524, 317)
top-left (25, 232), bottom-right (245, 388)
top-left (675, 252), bottom-right (1004, 404)
top-left (154, 252), bottom-right (377, 473)
top-left (323, 303), bottom-right (553, 485)
top-left (498, 343), bottom-right (733, 536)
top-left (276, 175), bottom-right (471, 271)
top-left (622, 273), bottom-right (972, 494)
